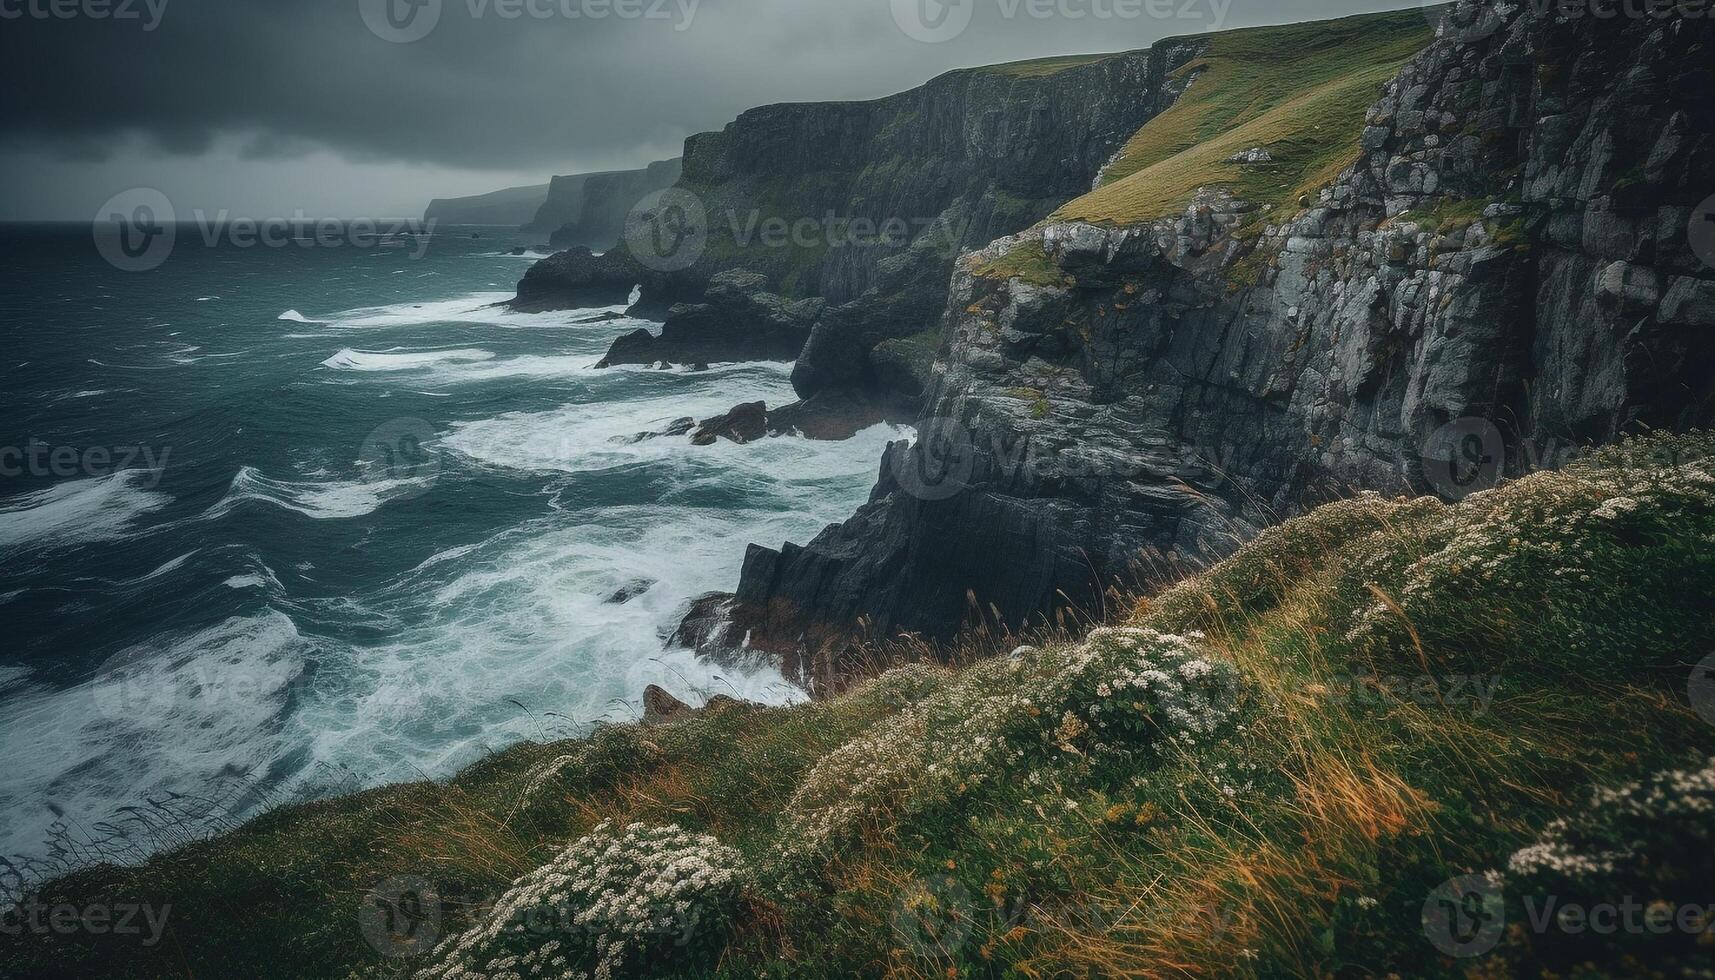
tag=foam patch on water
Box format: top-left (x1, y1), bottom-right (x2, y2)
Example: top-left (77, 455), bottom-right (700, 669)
top-left (321, 347), bottom-right (496, 372)
top-left (315, 291), bottom-right (627, 330)
top-left (0, 471), bottom-right (172, 555)
top-left (441, 364), bottom-right (832, 474)
top-left (208, 466), bottom-right (432, 521)
top-left (0, 611), bottom-right (311, 869)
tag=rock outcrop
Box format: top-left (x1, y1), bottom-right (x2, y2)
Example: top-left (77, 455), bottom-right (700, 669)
top-left (724, 4), bottom-right (1715, 689)
top-left (517, 45), bottom-right (1203, 403)
top-left (594, 270), bottom-right (822, 367)
top-left (510, 246), bottom-right (641, 313)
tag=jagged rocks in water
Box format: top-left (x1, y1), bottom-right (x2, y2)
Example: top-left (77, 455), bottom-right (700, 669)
top-left (691, 402), bottom-right (769, 446)
top-left (671, 592), bottom-right (742, 661)
top-left (510, 246), bottom-right (639, 313)
top-left (605, 579), bottom-right (655, 604)
top-left (595, 271), bottom-right (821, 368)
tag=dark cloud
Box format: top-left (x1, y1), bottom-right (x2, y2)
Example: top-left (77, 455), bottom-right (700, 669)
top-left (0, 0), bottom-right (1422, 217)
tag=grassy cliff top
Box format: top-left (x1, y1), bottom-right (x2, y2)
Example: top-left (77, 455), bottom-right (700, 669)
top-left (9, 432), bottom-right (1715, 978)
top-left (1055, 10), bottom-right (1434, 225)
top-left (972, 52), bottom-right (1130, 78)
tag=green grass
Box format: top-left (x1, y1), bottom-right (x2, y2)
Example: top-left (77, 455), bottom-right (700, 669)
top-left (1055, 11), bottom-right (1434, 225)
top-left (974, 52), bottom-right (1126, 79)
top-left (11, 433), bottom-right (1715, 979)
top-left (970, 236), bottom-right (1070, 287)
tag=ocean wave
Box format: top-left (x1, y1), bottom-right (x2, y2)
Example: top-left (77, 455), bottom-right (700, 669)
top-left (320, 347), bottom-right (496, 372)
top-left (208, 465), bottom-right (433, 521)
top-left (277, 309), bottom-right (319, 323)
top-left (0, 610), bottom-right (312, 869)
top-left (438, 364), bottom-right (866, 475)
top-left (314, 291), bottom-right (643, 330)
top-left (0, 471), bottom-right (172, 555)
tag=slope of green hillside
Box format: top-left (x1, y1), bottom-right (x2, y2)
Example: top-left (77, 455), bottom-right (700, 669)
top-left (1057, 11), bottom-right (1434, 224)
top-left (8, 432), bottom-right (1714, 979)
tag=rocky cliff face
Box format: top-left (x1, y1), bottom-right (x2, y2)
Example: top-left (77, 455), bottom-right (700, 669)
top-left (515, 47), bottom-right (1202, 406)
top-left (728, 5), bottom-right (1715, 689)
top-left (521, 158), bottom-right (682, 245)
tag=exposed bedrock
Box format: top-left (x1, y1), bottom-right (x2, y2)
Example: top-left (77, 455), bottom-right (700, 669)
top-left (723, 6), bottom-right (1715, 689)
top-left (594, 270), bottom-right (823, 368)
top-left (517, 42), bottom-right (1205, 402)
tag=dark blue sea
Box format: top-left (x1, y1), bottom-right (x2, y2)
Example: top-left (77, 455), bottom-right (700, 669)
top-left (0, 222), bottom-right (898, 883)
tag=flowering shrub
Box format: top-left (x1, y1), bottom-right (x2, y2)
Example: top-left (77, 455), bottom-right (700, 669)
top-left (782, 628), bottom-right (1242, 854)
top-left (1337, 432), bottom-right (1715, 676)
top-left (1494, 759), bottom-right (1715, 966)
top-left (837, 661), bottom-right (956, 713)
top-left (417, 822), bottom-right (747, 980)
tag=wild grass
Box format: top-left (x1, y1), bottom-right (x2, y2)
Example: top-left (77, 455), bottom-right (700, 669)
top-left (974, 53), bottom-right (1125, 79)
top-left (1055, 11), bottom-right (1434, 225)
top-left (8, 433), bottom-right (1715, 979)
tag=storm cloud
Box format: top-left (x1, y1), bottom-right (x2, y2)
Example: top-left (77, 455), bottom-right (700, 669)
top-left (0, 0), bottom-right (1422, 218)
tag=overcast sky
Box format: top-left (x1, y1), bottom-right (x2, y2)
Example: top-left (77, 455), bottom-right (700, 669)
top-left (0, 0), bottom-right (1422, 220)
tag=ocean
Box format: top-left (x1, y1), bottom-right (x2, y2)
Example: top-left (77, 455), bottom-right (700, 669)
top-left (0, 222), bottom-right (900, 882)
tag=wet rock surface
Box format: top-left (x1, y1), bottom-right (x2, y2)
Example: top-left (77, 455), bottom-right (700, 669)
top-left (722, 8), bottom-right (1715, 686)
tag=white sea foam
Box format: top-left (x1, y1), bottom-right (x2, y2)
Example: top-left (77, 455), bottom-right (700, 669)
top-left (208, 466), bottom-right (432, 521)
top-left (0, 471), bottom-right (172, 555)
top-left (277, 309), bottom-right (318, 323)
top-left (315, 291), bottom-right (637, 330)
top-left (439, 364), bottom-right (841, 474)
top-left (0, 611), bottom-right (312, 867)
top-left (320, 347), bottom-right (496, 372)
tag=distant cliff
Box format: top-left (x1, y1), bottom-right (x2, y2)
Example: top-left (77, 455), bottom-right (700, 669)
top-left (423, 183), bottom-right (550, 226)
top-left (515, 46), bottom-right (1203, 416)
top-left (522, 158), bottom-right (683, 247)
top-left (727, 7), bottom-right (1715, 687)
